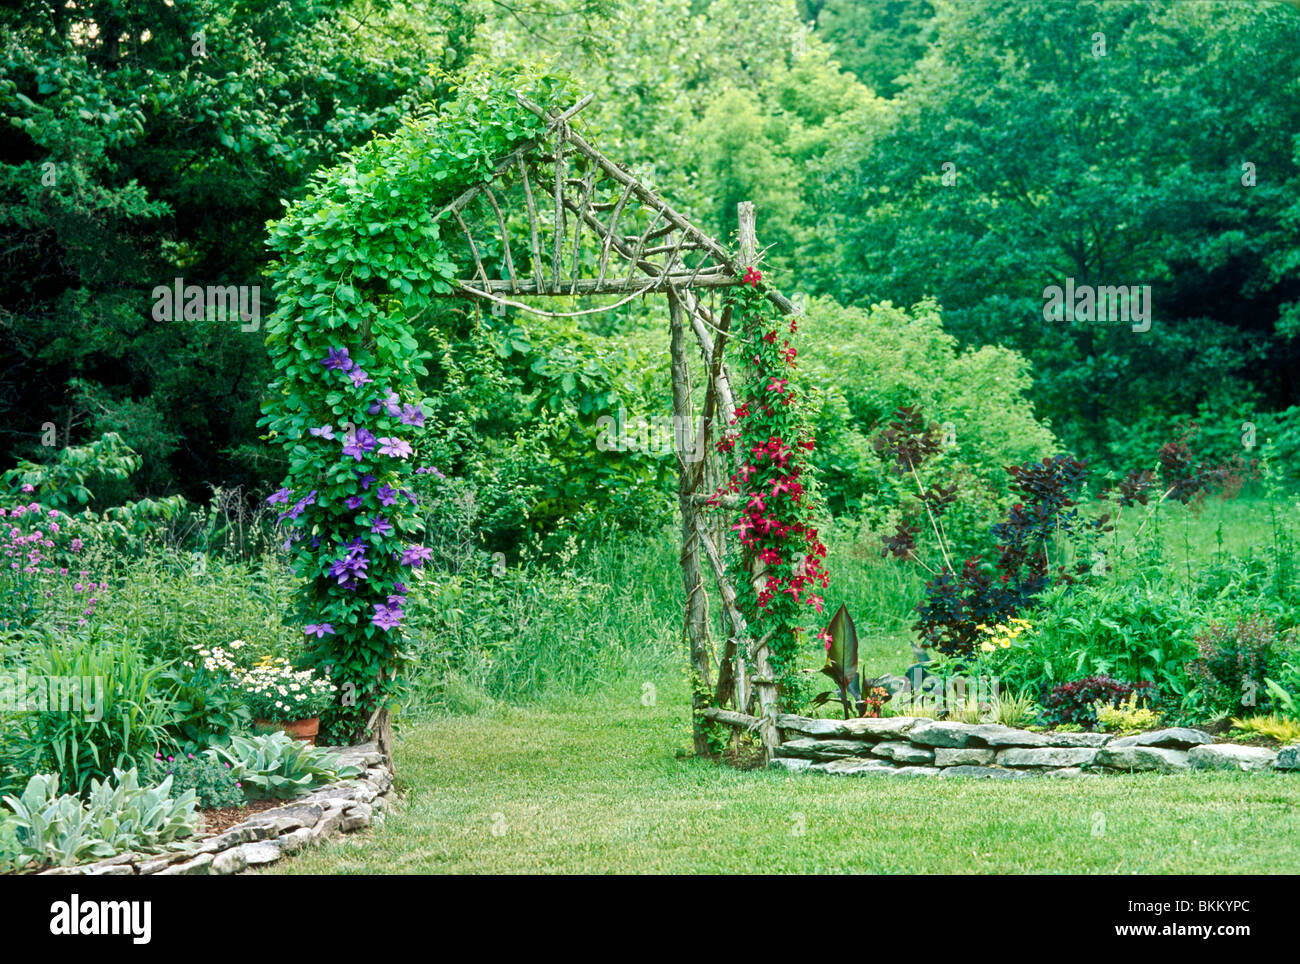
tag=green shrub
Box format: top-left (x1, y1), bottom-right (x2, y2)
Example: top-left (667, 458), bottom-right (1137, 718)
top-left (144, 753), bottom-right (244, 810)
top-left (157, 657), bottom-right (253, 755)
top-left (799, 297), bottom-right (1057, 547)
top-left (988, 580), bottom-right (1204, 713)
top-left (1094, 693), bottom-right (1162, 735)
top-left (1186, 615), bottom-right (1291, 716)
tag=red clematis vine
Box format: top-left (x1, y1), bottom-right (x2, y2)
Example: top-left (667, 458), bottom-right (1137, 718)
top-left (708, 265), bottom-right (831, 681)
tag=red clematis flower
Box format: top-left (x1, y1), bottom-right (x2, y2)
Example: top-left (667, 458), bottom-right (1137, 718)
top-left (743, 266), bottom-right (762, 287)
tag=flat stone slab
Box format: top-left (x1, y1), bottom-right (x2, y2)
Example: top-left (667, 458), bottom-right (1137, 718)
top-left (1048, 732), bottom-right (1112, 747)
top-left (156, 853), bottom-right (213, 876)
top-left (1093, 746), bottom-right (1191, 773)
top-left (776, 737), bottom-right (874, 760)
top-left (237, 842), bottom-right (283, 866)
top-left (812, 758), bottom-right (898, 776)
top-left (240, 802), bottom-right (324, 835)
top-left (907, 721), bottom-right (1054, 748)
top-left (768, 757), bottom-right (813, 772)
top-left (997, 747), bottom-right (1098, 768)
top-left (775, 714), bottom-right (921, 741)
top-left (1108, 727), bottom-right (1215, 750)
top-left (934, 747), bottom-right (996, 766)
top-left (938, 765), bottom-right (1032, 780)
top-left (1189, 744), bottom-right (1277, 771)
top-left (1275, 745), bottom-right (1300, 771)
top-left (212, 848), bottom-right (247, 875)
top-left (871, 741), bottom-right (934, 763)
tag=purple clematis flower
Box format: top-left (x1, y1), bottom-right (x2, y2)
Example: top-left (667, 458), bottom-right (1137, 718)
top-left (322, 347), bottom-right (354, 372)
top-left (372, 603), bottom-right (403, 631)
top-left (304, 623), bottom-right (336, 638)
top-left (348, 367), bottom-right (373, 388)
top-left (342, 428), bottom-right (378, 461)
top-left (377, 437), bottom-right (413, 459)
top-left (310, 424), bottom-right (336, 440)
top-left (369, 391), bottom-right (402, 417)
top-left (356, 471), bottom-right (376, 491)
top-left (415, 466), bottom-right (446, 479)
top-left (344, 536), bottom-right (367, 557)
top-left (328, 554), bottom-right (369, 583)
top-left (370, 516), bottom-right (393, 536)
top-left (401, 489), bottom-right (418, 506)
top-left (400, 403), bottom-right (425, 428)
top-left (377, 484), bottom-right (398, 507)
top-left (401, 545), bottom-right (434, 567)
top-left (267, 487), bottom-right (292, 505)
top-left (345, 495), bottom-right (364, 510)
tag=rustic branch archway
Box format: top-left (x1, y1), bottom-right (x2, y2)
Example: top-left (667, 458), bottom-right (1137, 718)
top-left (426, 93), bottom-right (800, 760)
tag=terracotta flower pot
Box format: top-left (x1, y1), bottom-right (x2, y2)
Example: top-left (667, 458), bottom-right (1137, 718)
top-left (254, 716), bottom-right (320, 745)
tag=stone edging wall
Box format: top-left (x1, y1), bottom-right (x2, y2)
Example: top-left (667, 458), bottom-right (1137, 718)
top-left (769, 715), bottom-right (1300, 778)
top-left (39, 743), bottom-right (392, 876)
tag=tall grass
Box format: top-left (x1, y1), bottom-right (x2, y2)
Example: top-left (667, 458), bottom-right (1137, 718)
top-left (400, 529), bottom-right (684, 715)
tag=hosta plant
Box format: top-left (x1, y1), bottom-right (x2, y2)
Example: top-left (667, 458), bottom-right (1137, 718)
top-left (210, 731), bottom-right (359, 800)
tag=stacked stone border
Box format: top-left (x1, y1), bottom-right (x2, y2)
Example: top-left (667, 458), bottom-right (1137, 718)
top-left (38, 743), bottom-right (391, 876)
top-left (701, 710), bottom-right (1300, 778)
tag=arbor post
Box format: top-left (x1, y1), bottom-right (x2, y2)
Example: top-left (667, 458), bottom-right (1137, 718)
top-left (736, 200), bottom-right (780, 763)
top-left (669, 284), bottom-right (713, 756)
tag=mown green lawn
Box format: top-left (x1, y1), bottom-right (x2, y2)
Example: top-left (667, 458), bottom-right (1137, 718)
top-left (269, 680), bottom-right (1300, 875)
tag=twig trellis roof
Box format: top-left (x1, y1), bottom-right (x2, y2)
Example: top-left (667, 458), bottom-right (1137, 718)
top-left (429, 92), bottom-right (795, 319)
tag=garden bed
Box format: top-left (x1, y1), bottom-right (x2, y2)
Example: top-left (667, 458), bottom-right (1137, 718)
top-left (762, 714), bottom-right (1300, 778)
top-left (36, 743), bottom-right (392, 876)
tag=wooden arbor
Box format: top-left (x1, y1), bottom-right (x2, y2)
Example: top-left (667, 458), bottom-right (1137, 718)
top-left (431, 94), bottom-right (799, 759)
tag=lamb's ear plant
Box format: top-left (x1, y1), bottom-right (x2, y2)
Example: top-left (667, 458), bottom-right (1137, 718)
top-left (1, 768), bottom-right (199, 870)
top-left (2, 773), bottom-right (109, 868)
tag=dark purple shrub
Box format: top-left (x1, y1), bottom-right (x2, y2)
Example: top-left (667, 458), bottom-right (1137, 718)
top-left (1041, 675), bottom-right (1155, 728)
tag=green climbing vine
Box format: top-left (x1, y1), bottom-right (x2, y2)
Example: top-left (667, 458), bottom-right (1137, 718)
top-left (260, 69), bottom-right (575, 738)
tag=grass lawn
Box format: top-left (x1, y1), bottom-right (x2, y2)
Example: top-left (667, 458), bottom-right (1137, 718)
top-left (269, 680), bottom-right (1300, 875)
